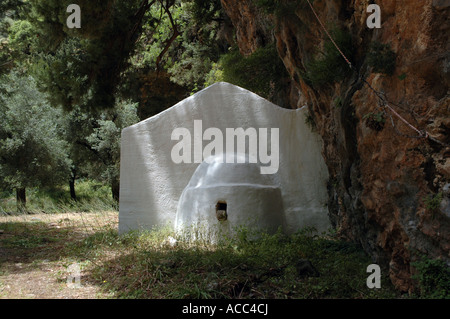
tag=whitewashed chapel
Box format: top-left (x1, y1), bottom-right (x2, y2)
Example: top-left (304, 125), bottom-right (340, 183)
top-left (119, 82), bottom-right (330, 236)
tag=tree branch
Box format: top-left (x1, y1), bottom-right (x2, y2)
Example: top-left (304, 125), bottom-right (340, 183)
top-left (130, 0), bottom-right (157, 44)
top-left (0, 60), bottom-right (14, 68)
top-left (155, 0), bottom-right (180, 72)
top-left (75, 140), bottom-right (108, 166)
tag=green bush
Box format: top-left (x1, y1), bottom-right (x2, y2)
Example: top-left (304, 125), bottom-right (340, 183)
top-left (423, 192), bottom-right (443, 212)
top-left (203, 62), bottom-right (224, 87)
top-left (219, 45), bottom-right (289, 100)
top-left (253, 0), bottom-right (311, 17)
top-left (363, 111), bottom-right (386, 131)
top-left (253, 0), bottom-right (282, 13)
top-left (304, 112), bottom-right (316, 131)
top-left (366, 42), bottom-right (396, 76)
top-left (303, 27), bottom-right (353, 88)
top-left (412, 256), bottom-right (450, 298)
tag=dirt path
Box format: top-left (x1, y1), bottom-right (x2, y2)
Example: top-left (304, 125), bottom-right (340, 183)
top-left (0, 258), bottom-right (101, 298)
top-left (0, 212), bottom-right (116, 299)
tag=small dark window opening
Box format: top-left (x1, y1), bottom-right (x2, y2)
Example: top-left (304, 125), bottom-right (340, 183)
top-left (216, 201), bottom-right (227, 221)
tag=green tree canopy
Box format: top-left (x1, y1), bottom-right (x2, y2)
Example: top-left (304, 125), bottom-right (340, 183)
top-left (27, 0), bottom-right (181, 111)
top-left (0, 71), bottom-right (71, 206)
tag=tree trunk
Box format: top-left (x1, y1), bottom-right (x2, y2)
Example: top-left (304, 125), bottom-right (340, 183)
top-left (16, 187), bottom-right (26, 212)
top-left (69, 178), bottom-right (77, 201)
top-left (112, 179), bottom-right (120, 203)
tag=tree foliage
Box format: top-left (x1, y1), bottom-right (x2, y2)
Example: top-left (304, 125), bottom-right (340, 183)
top-left (86, 100), bottom-right (139, 201)
top-left (219, 45), bottom-right (289, 101)
top-left (303, 27), bottom-right (354, 88)
top-left (0, 0), bottom-right (31, 74)
top-left (166, 0), bottom-right (229, 91)
top-left (0, 71), bottom-right (71, 192)
top-left (28, 0), bottom-right (156, 110)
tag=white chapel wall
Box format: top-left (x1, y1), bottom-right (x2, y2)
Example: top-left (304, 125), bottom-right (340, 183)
top-left (119, 82), bottom-right (330, 234)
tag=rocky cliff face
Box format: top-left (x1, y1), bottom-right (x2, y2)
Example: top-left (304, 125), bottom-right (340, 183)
top-left (221, 0), bottom-right (450, 292)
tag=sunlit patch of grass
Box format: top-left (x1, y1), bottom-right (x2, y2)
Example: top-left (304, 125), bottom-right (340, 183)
top-left (67, 225), bottom-right (400, 299)
top-left (0, 179), bottom-right (116, 215)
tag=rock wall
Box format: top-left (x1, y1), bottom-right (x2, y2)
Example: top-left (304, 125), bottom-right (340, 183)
top-left (220, 0), bottom-right (450, 292)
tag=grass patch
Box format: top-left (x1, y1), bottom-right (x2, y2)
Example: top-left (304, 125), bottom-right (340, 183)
top-left (0, 220), bottom-right (60, 249)
top-left (67, 225), bottom-right (400, 299)
top-left (0, 179), bottom-right (116, 215)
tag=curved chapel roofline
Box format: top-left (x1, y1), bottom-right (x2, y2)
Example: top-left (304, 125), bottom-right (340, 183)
top-left (122, 82), bottom-right (307, 132)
